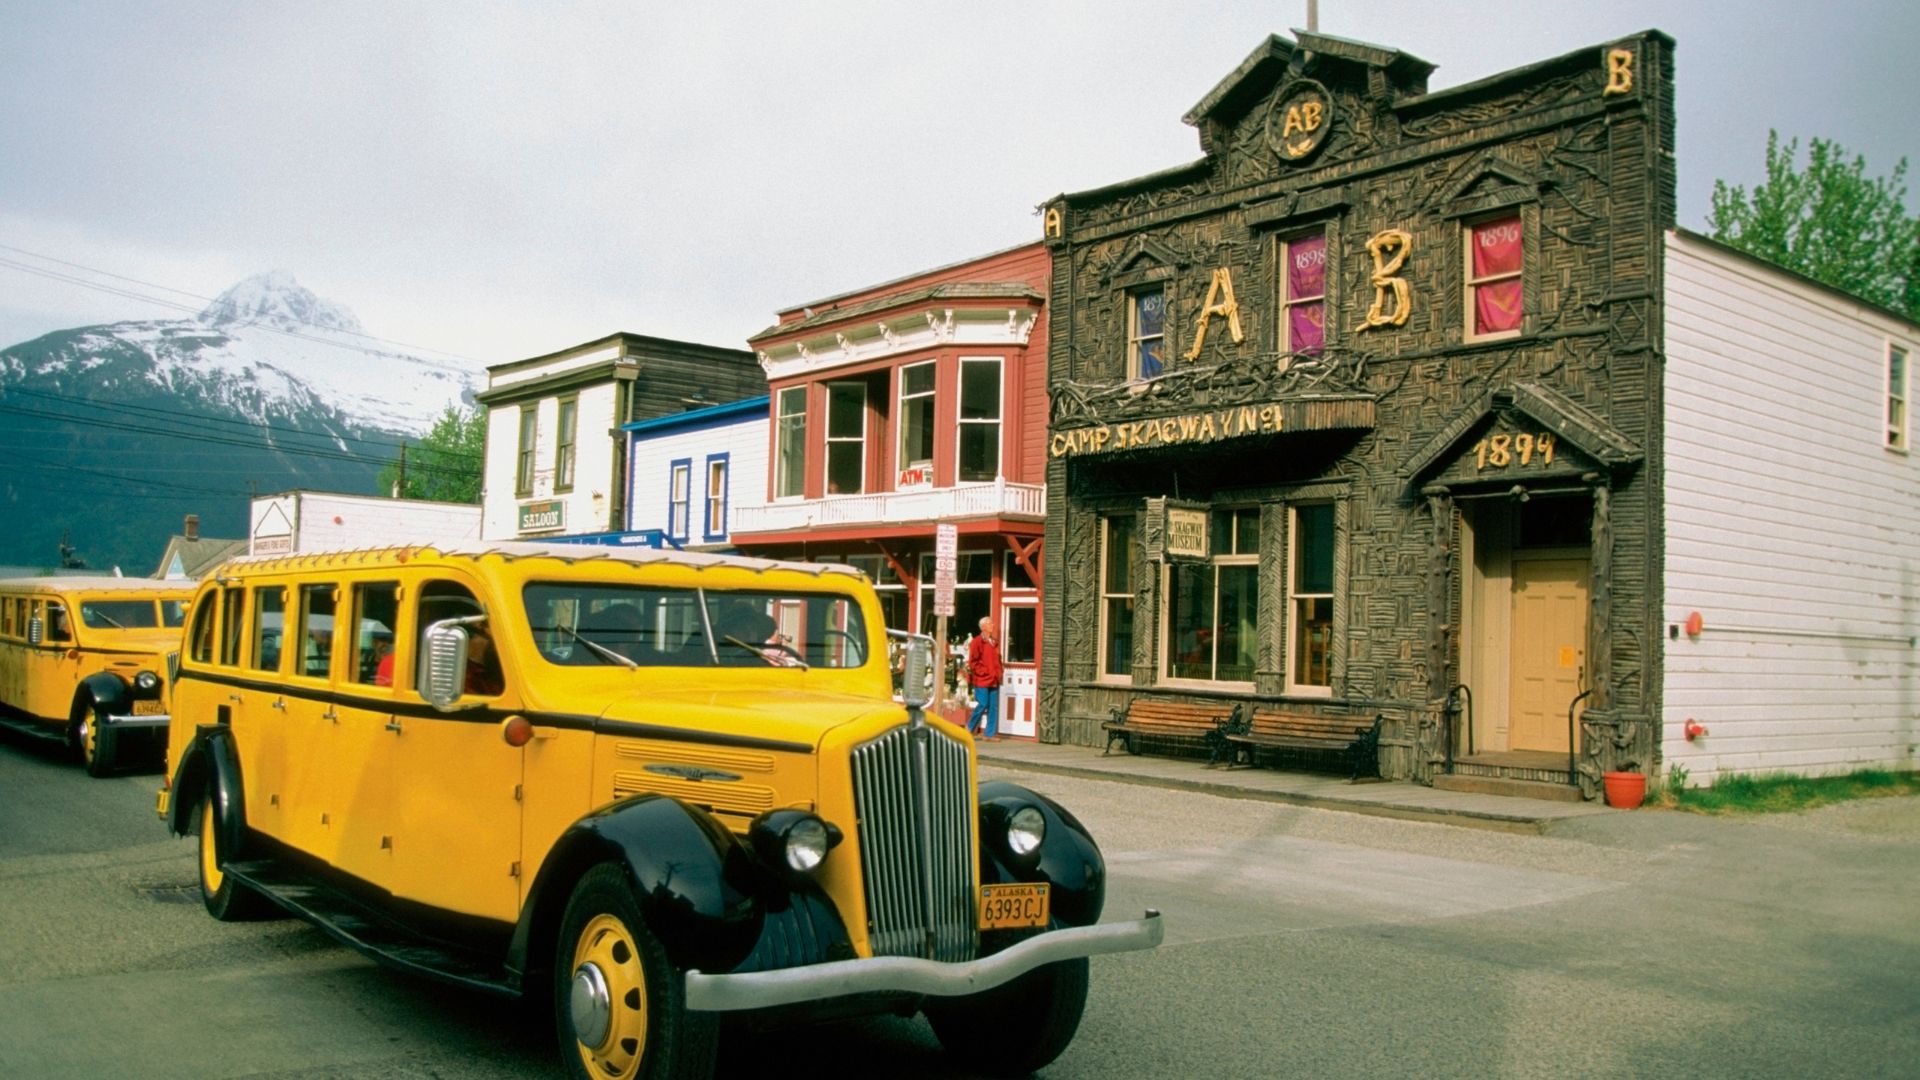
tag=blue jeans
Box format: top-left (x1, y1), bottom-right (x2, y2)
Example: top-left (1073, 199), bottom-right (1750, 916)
top-left (968, 685), bottom-right (1000, 737)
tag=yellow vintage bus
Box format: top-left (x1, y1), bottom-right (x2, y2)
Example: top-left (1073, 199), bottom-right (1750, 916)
top-left (160, 543), bottom-right (1158, 1079)
top-left (0, 576), bottom-right (193, 776)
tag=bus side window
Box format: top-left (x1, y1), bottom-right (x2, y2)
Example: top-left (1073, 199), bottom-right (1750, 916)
top-left (219, 588), bottom-right (246, 667)
top-left (45, 602), bottom-right (71, 643)
top-left (299, 584), bottom-right (337, 678)
top-left (352, 582), bottom-right (399, 686)
top-left (189, 596), bottom-right (217, 663)
top-left (251, 586), bottom-right (286, 673)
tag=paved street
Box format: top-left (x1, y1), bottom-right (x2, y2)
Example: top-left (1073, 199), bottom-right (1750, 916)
top-left (2, 729), bottom-right (1916, 1079)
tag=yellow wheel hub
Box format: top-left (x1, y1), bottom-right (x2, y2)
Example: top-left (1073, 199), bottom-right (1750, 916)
top-left (81, 717), bottom-right (96, 764)
top-left (570, 913), bottom-right (648, 1079)
top-left (199, 805), bottom-right (224, 894)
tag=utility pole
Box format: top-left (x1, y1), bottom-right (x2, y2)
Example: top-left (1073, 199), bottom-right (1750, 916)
top-left (394, 441), bottom-right (408, 498)
top-left (1307, 0), bottom-right (1318, 32)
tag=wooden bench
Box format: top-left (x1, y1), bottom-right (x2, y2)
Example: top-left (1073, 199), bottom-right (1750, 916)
top-left (1102, 700), bottom-right (1242, 765)
top-left (1224, 709), bottom-right (1383, 780)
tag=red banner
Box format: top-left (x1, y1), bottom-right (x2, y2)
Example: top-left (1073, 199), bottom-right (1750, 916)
top-left (1287, 235), bottom-right (1326, 354)
top-left (1471, 217), bottom-right (1523, 334)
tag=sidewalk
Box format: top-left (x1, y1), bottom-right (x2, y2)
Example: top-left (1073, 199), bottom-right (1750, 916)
top-left (973, 738), bottom-right (1613, 834)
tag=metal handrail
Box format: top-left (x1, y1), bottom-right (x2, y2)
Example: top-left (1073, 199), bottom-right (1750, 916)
top-left (1565, 688), bottom-right (1593, 786)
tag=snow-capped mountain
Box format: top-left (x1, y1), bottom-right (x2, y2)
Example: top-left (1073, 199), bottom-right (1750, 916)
top-left (0, 272), bottom-right (479, 434)
top-left (0, 272), bottom-right (486, 571)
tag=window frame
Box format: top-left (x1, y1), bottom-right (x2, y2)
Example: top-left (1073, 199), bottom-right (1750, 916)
top-left (1463, 213), bottom-right (1526, 343)
top-left (1278, 229), bottom-right (1329, 363)
top-left (516, 405), bottom-right (539, 496)
top-left (956, 356), bottom-right (1004, 483)
top-left (824, 380), bottom-right (868, 495)
top-left (1159, 507), bottom-right (1260, 688)
top-left (1127, 286), bottom-right (1168, 382)
top-left (896, 360), bottom-right (937, 486)
top-left (1888, 341), bottom-right (1910, 453)
top-left (774, 386), bottom-right (808, 500)
top-left (1098, 514), bottom-right (1137, 683)
top-left (554, 395), bottom-right (578, 493)
top-left (1286, 501), bottom-right (1336, 696)
top-left (702, 453), bottom-right (729, 542)
top-left (249, 584), bottom-right (286, 674)
top-left (667, 459), bottom-right (692, 544)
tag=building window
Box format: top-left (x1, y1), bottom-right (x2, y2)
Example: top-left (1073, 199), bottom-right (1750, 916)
top-left (897, 361), bottom-right (936, 486)
top-left (825, 381), bottom-right (867, 494)
top-left (1100, 515), bottom-right (1137, 679)
top-left (1465, 215), bottom-right (1524, 340)
top-left (775, 386), bottom-right (807, 499)
top-left (516, 407), bottom-right (539, 495)
top-left (1889, 343), bottom-right (1910, 451)
top-left (703, 454), bottom-right (729, 540)
top-left (1165, 508), bottom-right (1258, 684)
top-left (1289, 502), bottom-right (1335, 692)
top-left (958, 357), bottom-right (1003, 482)
top-left (1280, 232), bottom-right (1327, 359)
top-left (832, 554), bottom-right (908, 632)
top-left (1129, 287), bottom-right (1166, 381)
top-left (667, 460), bottom-right (691, 542)
top-left (554, 397), bottom-right (578, 491)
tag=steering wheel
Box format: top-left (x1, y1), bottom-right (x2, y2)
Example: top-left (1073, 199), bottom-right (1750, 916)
top-left (822, 629), bottom-right (866, 665)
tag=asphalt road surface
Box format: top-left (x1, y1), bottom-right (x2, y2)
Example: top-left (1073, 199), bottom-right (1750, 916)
top-left (3, 728), bottom-right (1916, 1079)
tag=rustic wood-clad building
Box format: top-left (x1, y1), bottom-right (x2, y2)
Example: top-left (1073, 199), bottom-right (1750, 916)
top-left (1038, 30), bottom-right (1678, 793)
top-left (1040, 27), bottom-right (1920, 796)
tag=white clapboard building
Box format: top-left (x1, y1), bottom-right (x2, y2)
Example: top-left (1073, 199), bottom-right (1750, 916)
top-left (624, 397), bottom-right (769, 551)
top-left (1662, 229), bottom-right (1917, 785)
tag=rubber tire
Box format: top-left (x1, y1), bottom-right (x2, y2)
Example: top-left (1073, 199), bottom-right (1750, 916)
top-left (555, 863), bottom-right (716, 1080)
top-left (924, 956), bottom-right (1090, 1077)
top-left (80, 705), bottom-right (118, 778)
top-left (193, 793), bottom-right (275, 921)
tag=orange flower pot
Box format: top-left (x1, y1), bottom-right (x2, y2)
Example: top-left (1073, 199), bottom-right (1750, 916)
top-left (1602, 770), bottom-right (1646, 809)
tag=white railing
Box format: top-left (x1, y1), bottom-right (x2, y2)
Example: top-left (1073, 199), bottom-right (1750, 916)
top-left (732, 478), bottom-right (1045, 535)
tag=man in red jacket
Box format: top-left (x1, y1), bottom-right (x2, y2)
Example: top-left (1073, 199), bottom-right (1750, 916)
top-left (966, 615), bottom-right (1003, 740)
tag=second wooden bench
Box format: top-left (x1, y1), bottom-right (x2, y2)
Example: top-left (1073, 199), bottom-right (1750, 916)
top-left (1224, 708), bottom-right (1383, 779)
top-left (1102, 700), bottom-right (1242, 764)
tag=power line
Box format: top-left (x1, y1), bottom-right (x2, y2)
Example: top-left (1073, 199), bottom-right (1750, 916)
top-left (0, 383), bottom-right (480, 461)
top-left (0, 246), bottom-right (486, 373)
top-left (0, 401), bottom-right (478, 480)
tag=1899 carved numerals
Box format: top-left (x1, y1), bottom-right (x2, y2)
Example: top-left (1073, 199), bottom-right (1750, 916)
top-left (1473, 432), bottom-right (1556, 470)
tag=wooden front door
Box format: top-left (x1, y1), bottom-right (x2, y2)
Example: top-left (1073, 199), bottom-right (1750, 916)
top-left (1508, 557), bottom-right (1589, 753)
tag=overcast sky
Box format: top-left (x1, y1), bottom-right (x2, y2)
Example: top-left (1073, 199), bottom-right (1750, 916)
top-left (2, 1), bottom-right (1915, 370)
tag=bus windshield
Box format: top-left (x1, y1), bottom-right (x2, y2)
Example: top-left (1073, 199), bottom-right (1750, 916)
top-left (523, 583), bottom-right (868, 669)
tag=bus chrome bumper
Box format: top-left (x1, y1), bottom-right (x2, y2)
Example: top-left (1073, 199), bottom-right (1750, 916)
top-left (683, 910), bottom-right (1162, 1012)
top-left (104, 713), bottom-right (171, 729)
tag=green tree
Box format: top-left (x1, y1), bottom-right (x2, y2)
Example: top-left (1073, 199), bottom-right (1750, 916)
top-left (1708, 131), bottom-right (1920, 320)
top-left (379, 404), bottom-right (486, 503)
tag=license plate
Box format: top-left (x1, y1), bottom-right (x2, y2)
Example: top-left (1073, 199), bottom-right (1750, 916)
top-left (978, 883), bottom-right (1049, 930)
top-left (155, 787), bottom-right (170, 820)
top-left (132, 700), bottom-right (165, 716)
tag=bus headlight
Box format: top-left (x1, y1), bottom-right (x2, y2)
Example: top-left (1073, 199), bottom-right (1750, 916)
top-left (134, 670), bottom-right (161, 693)
top-left (750, 810), bottom-right (843, 876)
top-left (1006, 805), bottom-right (1046, 857)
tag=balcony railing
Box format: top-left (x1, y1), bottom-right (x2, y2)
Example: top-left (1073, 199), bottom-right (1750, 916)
top-left (732, 478), bottom-right (1045, 535)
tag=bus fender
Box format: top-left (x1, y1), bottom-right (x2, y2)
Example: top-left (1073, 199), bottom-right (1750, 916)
top-left (508, 794), bottom-right (765, 986)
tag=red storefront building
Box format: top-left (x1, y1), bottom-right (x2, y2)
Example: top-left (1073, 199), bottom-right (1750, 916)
top-left (730, 243), bottom-right (1050, 737)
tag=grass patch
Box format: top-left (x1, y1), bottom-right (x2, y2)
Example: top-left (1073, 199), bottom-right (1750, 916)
top-left (1652, 767), bottom-right (1920, 814)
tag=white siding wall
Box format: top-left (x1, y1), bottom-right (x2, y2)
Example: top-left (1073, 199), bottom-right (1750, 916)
top-left (629, 417), bottom-right (768, 548)
top-left (1662, 231), bottom-right (1919, 784)
top-left (251, 494), bottom-right (480, 554)
top-left (481, 384), bottom-right (621, 540)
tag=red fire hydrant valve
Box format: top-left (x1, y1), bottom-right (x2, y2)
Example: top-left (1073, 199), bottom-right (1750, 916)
top-left (1684, 717), bottom-right (1708, 741)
